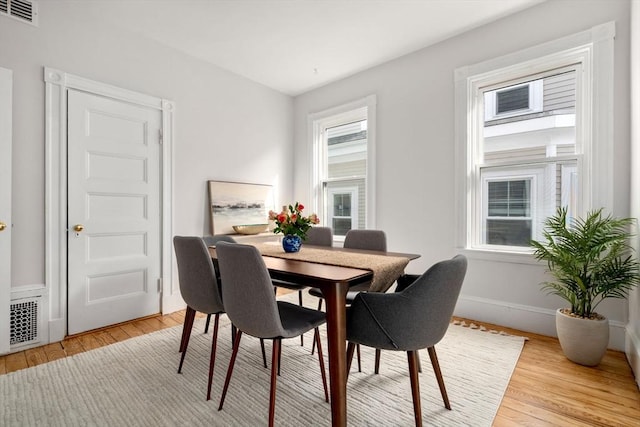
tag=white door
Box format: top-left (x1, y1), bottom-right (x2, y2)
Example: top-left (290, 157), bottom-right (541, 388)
top-left (67, 90), bottom-right (162, 335)
top-left (0, 67), bottom-right (12, 353)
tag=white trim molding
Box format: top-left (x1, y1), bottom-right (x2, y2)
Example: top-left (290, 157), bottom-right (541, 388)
top-left (629, 0), bottom-right (640, 386)
top-left (44, 67), bottom-right (176, 343)
top-left (455, 294), bottom-right (628, 351)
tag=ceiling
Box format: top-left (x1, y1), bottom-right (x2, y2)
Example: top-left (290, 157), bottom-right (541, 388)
top-left (75, 0), bottom-right (546, 96)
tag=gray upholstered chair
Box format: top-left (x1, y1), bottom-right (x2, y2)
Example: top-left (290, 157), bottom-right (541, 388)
top-left (345, 255), bottom-right (468, 427)
top-left (202, 234), bottom-right (237, 334)
top-left (215, 241), bottom-right (329, 427)
top-left (272, 226), bottom-right (332, 346)
top-left (173, 236), bottom-right (226, 401)
top-left (309, 229), bottom-right (387, 370)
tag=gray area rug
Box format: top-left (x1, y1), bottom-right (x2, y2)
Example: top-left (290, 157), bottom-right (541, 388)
top-left (1, 294), bottom-right (525, 426)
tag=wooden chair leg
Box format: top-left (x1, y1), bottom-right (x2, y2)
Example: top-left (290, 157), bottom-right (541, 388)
top-left (346, 342), bottom-right (356, 380)
top-left (427, 346), bottom-right (450, 410)
top-left (269, 338), bottom-right (281, 427)
top-left (204, 313), bottom-right (212, 334)
top-left (206, 313), bottom-right (220, 401)
top-left (179, 306), bottom-right (196, 353)
top-left (314, 328), bottom-right (329, 402)
top-left (357, 344), bottom-right (362, 372)
top-left (277, 339), bottom-right (282, 376)
top-left (178, 307), bottom-right (196, 372)
top-left (311, 298), bottom-right (323, 355)
top-left (407, 350), bottom-right (423, 427)
top-left (299, 291), bottom-right (304, 346)
top-left (218, 330), bottom-right (243, 411)
top-left (260, 338), bottom-right (267, 368)
top-left (374, 349), bottom-right (381, 374)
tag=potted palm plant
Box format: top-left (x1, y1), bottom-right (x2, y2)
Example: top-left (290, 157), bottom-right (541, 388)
top-left (531, 207), bottom-right (639, 366)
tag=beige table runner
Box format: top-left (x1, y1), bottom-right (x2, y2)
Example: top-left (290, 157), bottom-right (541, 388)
top-left (252, 242), bottom-right (410, 293)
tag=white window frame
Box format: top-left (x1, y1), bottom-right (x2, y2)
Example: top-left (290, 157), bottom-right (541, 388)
top-left (308, 95), bottom-right (376, 242)
top-left (454, 22), bottom-right (615, 262)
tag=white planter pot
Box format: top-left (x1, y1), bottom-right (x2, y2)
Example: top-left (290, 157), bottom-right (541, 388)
top-left (555, 308), bottom-right (609, 366)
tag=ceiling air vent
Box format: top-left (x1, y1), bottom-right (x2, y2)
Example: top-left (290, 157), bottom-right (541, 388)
top-left (0, 0), bottom-right (38, 26)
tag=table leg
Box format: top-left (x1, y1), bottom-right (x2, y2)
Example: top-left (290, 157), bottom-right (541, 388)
top-left (322, 282), bottom-right (348, 427)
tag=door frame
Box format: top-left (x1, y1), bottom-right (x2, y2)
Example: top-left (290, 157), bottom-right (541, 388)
top-left (0, 67), bottom-right (12, 354)
top-left (44, 67), bottom-right (178, 342)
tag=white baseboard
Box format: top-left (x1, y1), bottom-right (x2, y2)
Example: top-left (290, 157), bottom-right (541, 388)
top-left (455, 294), bottom-right (627, 351)
top-left (625, 328), bottom-right (640, 388)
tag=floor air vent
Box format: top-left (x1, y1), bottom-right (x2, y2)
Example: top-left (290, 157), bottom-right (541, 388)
top-left (10, 298), bottom-right (40, 345)
top-left (0, 0), bottom-right (38, 26)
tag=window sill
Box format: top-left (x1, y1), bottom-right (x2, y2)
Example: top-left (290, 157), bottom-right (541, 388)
top-left (459, 247), bottom-right (542, 265)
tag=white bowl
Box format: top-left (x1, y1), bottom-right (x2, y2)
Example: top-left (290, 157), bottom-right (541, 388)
top-left (232, 224), bottom-right (268, 235)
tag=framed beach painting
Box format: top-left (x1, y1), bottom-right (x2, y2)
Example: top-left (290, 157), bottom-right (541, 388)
top-left (208, 180), bottom-right (274, 235)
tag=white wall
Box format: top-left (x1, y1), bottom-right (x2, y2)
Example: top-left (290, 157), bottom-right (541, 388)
top-left (293, 0), bottom-right (634, 350)
top-left (628, 0), bottom-right (640, 385)
top-left (1, 5), bottom-right (292, 288)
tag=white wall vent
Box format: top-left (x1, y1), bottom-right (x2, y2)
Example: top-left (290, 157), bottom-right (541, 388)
top-left (10, 296), bottom-right (42, 347)
top-left (0, 0), bottom-right (38, 26)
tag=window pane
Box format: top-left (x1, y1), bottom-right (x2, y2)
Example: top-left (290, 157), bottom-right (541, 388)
top-left (333, 193), bottom-right (351, 216)
top-left (488, 180), bottom-right (530, 217)
top-left (486, 219), bottom-right (532, 246)
top-left (327, 120), bottom-right (367, 180)
top-left (332, 218), bottom-right (352, 236)
top-left (483, 70), bottom-right (577, 164)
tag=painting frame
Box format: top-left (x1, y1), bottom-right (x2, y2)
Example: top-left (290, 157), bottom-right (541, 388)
top-left (208, 180), bottom-right (275, 235)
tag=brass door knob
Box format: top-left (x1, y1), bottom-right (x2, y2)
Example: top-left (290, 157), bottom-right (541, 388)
top-left (0, 222), bottom-right (6, 231)
top-left (73, 224), bottom-right (84, 232)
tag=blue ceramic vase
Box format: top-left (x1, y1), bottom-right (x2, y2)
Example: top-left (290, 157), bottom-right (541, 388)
top-left (282, 235), bottom-right (302, 253)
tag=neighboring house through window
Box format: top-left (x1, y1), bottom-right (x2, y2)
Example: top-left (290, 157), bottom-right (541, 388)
top-left (455, 23), bottom-right (614, 256)
top-left (309, 96), bottom-right (376, 240)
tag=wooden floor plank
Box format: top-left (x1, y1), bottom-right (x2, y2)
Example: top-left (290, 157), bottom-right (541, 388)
top-left (119, 322), bottom-right (145, 338)
top-left (61, 336), bottom-right (87, 357)
top-left (42, 343), bottom-right (67, 362)
top-left (24, 346), bottom-right (48, 368)
top-left (104, 326), bottom-right (132, 343)
top-left (4, 351), bottom-right (28, 372)
top-left (0, 310), bottom-right (638, 426)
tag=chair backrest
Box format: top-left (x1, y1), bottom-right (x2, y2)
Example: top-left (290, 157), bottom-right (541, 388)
top-left (173, 236), bottom-right (225, 315)
top-left (344, 229), bottom-right (387, 252)
top-left (215, 242), bottom-right (286, 339)
top-left (348, 255), bottom-right (467, 351)
top-left (401, 255), bottom-right (467, 346)
top-left (305, 226), bottom-right (333, 246)
top-left (203, 234), bottom-right (237, 247)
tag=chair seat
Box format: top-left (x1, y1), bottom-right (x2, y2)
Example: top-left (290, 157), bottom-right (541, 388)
top-left (277, 301), bottom-right (326, 338)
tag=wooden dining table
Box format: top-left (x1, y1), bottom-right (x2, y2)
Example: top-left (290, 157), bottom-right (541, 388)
top-left (209, 243), bottom-right (419, 427)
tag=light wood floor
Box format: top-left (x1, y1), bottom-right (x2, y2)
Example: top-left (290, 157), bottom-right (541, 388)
top-left (1, 309), bottom-right (639, 426)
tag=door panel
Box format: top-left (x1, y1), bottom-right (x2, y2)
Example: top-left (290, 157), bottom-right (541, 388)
top-left (67, 90), bottom-right (161, 335)
top-left (0, 67), bottom-right (12, 354)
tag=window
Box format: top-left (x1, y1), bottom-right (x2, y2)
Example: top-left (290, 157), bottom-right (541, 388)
top-left (455, 23), bottom-right (615, 255)
top-left (309, 96), bottom-right (376, 240)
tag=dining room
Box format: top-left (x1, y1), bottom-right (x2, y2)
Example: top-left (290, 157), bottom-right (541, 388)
top-left (1, 0), bottom-right (640, 425)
